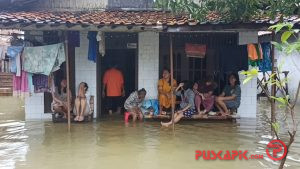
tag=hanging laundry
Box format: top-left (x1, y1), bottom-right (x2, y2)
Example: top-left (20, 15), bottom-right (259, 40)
top-left (13, 71), bottom-right (29, 98)
top-left (0, 45), bottom-right (8, 60)
top-left (96, 31), bottom-right (105, 57)
top-left (259, 43), bottom-right (272, 72)
top-left (32, 74), bottom-right (51, 93)
top-left (7, 46), bottom-right (23, 75)
top-left (23, 43), bottom-right (65, 75)
top-left (248, 44), bottom-right (263, 67)
top-left (27, 73), bottom-right (34, 94)
top-left (87, 31), bottom-right (98, 62)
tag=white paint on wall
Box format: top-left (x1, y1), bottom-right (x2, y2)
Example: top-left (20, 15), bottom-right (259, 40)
top-left (238, 72), bottom-right (257, 118)
top-left (138, 32), bottom-right (159, 99)
top-left (275, 49), bottom-right (300, 99)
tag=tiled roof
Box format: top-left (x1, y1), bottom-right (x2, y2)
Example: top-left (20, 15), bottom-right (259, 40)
top-left (0, 10), bottom-right (198, 26)
top-left (0, 10), bottom-right (299, 28)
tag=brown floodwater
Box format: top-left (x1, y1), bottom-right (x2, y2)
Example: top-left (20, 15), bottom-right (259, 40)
top-left (0, 97), bottom-right (299, 169)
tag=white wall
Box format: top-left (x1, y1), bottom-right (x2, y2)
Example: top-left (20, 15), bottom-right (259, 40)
top-left (138, 32), bottom-right (159, 99)
top-left (275, 49), bottom-right (300, 99)
top-left (238, 72), bottom-right (257, 118)
top-left (75, 31), bottom-right (97, 118)
top-left (25, 93), bottom-right (52, 120)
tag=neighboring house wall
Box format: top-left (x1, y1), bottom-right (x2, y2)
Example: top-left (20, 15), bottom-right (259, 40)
top-left (35, 0), bottom-right (153, 10)
top-left (275, 49), bottom-right (300, 99)
top-left (107, 0), bottom-right (153, 9)
top-left (273, 34), bottom-right (300, 99)
top-left (138, 32), bottom-right (159, 99)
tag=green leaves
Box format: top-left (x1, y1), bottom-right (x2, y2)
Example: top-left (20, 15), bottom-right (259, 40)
top-left (271, 122), bottom-right (280, 133)
top-left (271, 41), bottom-right (284, 51)
top-left (281, 31), bottom-right (293, 43)
top-left (241, 68), bottom-right (259, 85)
top-left (270, 95), bottom-right (289, 108)
top-left (269, 23), bottom-right (294, 33)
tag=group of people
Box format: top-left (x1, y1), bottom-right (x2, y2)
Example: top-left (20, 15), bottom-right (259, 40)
top-left (122, 68), bottom-right (241, 125)
top-left (51, 78), bottom-right (91, 122)
top-left (159, 69), bottom-right (241, 127)
top-left (50, 65), bottom-right (241, 124)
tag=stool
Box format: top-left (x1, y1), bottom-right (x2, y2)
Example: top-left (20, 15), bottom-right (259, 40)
top-left (124, 111), bottom-right (130, 123)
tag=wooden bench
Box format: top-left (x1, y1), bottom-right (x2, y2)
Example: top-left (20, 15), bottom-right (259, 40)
top-left (52, 95), bottom-right (94, 123)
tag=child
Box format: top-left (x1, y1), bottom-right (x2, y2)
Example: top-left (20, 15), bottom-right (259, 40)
top-left (161, 81), bottom-right (198, 127)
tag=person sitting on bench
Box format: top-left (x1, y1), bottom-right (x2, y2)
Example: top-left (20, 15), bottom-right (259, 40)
top-left (51, 79), bottom-right (72, 119)
top-left (194, 77), bottom-right (217, 118)
top-left (74, 82), bottom-right (90, 122)
top-left (215, 73), bottom-right (241, 116)
top-left (161, 81), bottom-right (198, 127)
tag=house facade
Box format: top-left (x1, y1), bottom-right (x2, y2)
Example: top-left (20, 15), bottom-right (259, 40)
top-left (2, 1), bottom-right (297, 120)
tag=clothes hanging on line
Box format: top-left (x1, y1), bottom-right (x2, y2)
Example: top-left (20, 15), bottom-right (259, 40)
top-left (32, 74), bottom-right (51, 93)
top-left (87, 31), bottom-right (98, 62)
top-left (13, 71), bottom-right (29, 98)
top-left (97, 31), bottom-right (105, 57)
top-left (7, 46), bottom-right (23, 76)
top-left (23, 43), bottom-right (65, 75)
top-left (0, 45), bottom-right (8, 60)
top-left (248, 44), bottom-right (263, 67)
top-left (27, 73), bottom-right (34, 94)
top-left (259, 42), bottom-right (272, 72)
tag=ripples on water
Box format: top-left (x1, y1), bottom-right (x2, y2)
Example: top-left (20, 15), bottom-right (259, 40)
top-left (0, 100), bottom-right (299, 169)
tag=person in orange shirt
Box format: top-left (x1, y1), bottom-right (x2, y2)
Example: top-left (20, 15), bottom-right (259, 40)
top-left (102, 64), bottom-right (125, 115)
top-left (158, 68), bottom-right (177, 115)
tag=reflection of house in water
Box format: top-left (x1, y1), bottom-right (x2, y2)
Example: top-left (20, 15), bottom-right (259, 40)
top-left (1, 0), bottom-right (299, 120)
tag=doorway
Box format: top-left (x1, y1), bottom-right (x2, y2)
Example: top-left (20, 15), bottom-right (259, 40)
top-left (99, 49), bottom-right (137, 116)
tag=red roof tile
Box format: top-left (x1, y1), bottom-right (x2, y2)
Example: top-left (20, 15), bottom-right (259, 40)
top-left (0, 10), bottom-right (198, 27)
top-left (0, 10), bottom-right (299, 28)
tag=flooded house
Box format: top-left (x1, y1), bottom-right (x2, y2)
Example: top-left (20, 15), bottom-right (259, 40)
top-left (1, 0), bottom-right (299, 120)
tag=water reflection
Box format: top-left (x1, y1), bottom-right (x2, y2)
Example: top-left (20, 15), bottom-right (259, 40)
top-left (0, 101), bottom-right (299, 169)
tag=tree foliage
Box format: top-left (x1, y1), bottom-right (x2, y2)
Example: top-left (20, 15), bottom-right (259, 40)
top-left (154, 0), bottom-right (300, 22)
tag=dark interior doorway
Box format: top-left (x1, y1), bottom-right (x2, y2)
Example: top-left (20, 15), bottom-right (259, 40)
top-left (100, 49), bottom-right (137, 116)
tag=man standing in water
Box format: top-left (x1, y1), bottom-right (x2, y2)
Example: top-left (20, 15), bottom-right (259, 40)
top-left (102, 63), bottom-right (125, 115)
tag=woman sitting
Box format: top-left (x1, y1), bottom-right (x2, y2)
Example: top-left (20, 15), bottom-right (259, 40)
top-left (124, 88), bottom-right (147, 122)
top-left (215, 73), bottom-right (241, 116)
top-left (51, 79), bottom-right (72, 118)
top-left (74, 82), bottom-right (90, 122)
top-left (161, 81), bottom-right (198, 127)
top-left (194, 77), bottom-right (217, 117)
top-left (158, 68), bottom-right (177, 115)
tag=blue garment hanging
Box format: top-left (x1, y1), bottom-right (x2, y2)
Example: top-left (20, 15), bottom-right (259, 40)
top-left (7, 46), bottom-right (23, 73)
top-left (87, 31), bottom-right (98, 63)
top-left (259, 43), bottom-right (272, 72)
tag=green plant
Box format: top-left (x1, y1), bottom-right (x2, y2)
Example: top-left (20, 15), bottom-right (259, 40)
top-left (241, 23), bottom-right (300, 169)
